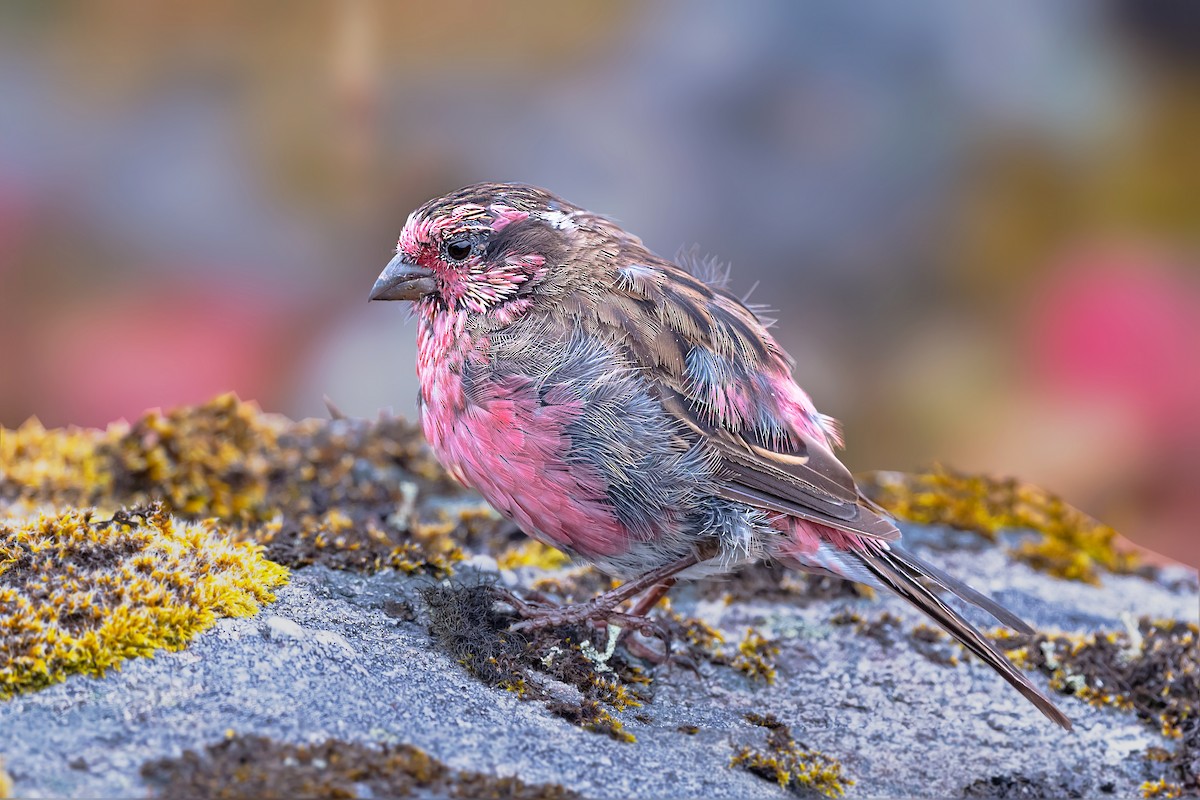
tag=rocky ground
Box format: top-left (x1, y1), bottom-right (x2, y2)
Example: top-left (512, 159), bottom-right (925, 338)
top-left (1, 397), bottom-right (1196, 799)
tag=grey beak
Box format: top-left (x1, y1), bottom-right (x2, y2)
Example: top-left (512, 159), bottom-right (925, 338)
top-left (369, 254), bottom-right (437, 301)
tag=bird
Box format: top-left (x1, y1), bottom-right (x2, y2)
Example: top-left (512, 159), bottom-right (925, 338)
top-left (369, 182), bottom-right (1071, 730)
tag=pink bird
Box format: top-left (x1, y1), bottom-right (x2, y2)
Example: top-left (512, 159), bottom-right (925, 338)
top-left (370, 183), bottom-right (1070, 729)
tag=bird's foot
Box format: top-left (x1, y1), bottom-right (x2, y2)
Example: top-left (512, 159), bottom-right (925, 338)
top-left (489, 585), bottom-right (672, 658)
top-left (489, 554), bottom-right (707, 664)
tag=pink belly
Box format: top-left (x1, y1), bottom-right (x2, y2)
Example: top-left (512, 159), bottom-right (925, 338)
top-left (421, 389), bottom-right (628, 558)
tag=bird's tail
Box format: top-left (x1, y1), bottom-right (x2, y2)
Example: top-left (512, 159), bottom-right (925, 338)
top-left (847, 542), bottom-right (1072, 730)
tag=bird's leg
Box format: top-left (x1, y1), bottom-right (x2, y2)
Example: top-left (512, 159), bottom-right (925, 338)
top-left (498, 553), bottom-right (701, 634)
top-left (625, 578), bottom-right (676, 618)
top-left (612, 578), bottom-right (678, 663)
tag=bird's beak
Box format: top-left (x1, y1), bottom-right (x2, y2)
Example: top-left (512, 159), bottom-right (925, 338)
top-left (369, 254), bottom-right (437, 301)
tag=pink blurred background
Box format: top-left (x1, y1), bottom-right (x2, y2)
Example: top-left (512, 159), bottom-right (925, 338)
top-left (0, 1), bottom-right (1196, 566)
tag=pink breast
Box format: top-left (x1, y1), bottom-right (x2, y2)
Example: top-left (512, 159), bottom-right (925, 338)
top-left (416, 314), bottom-right (627, 557)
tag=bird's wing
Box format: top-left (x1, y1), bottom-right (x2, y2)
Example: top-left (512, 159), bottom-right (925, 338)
top-left (658, 386), bottom-right (900, 540)
top-left (574, 254), bottom-right (899, 542)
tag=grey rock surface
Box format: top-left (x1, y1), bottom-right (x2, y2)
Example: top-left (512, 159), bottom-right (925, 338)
top-left (0, 526), bottom-right (1196, 799)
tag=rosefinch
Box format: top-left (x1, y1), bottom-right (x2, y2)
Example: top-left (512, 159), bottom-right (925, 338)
top-left (370, 183), bottom-right (1070, 729)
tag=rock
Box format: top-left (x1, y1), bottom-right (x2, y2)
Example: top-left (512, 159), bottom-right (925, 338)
top-left (0, 535), bottom-right (1195, 799)
top-left (262, 616), bottom-right (307, 641)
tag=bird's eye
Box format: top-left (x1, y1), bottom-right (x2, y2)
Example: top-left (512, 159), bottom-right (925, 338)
top-left (445, 240), bottom-right (473, 262)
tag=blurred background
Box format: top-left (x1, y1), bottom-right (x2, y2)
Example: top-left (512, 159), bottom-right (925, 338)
top-left (0, 0), bottom-right (1196, 565)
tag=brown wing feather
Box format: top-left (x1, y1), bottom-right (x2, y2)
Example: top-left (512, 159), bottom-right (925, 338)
top-left (578, 248), bottom-right (899, 542)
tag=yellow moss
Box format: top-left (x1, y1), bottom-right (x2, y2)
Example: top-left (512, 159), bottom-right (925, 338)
top-left (2, 392), bottom-right (451, 521)
top-left (0, 418), bottom-right (114, 505)
top-left (659, 599), bottom-right (726, 655)
top-left (1141, 779), bottom-right (1183, 799)
top-left (593, 676), bottom-right (643, 712)
top-left (2, 395), bottom-right (481, 579)
top-left (911, 623), bottom-right (946, 640)
top-left (496, 540), bottom-right (572, 571)
top-left (0, 395), bottom-right (279, 520)
top-left (859, 465), bottom-right (1140, 584)
top-left (0, 504), bottom-right (287, 698)
top-left (730, 748), bottom-right (851, 798)
top-left (586, 706), bottom-right (636, 743)
top-left (732, 628), bottom-right (780, 685)
top-left (732, 714), bottom-right (852, 798)
top-left (0, 756), bottom-right (11, 799)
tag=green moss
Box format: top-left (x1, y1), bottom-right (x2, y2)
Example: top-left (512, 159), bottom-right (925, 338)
top-left (0, 503), bottom-right (287, 699)
top-left (140, 734), bottom-right (583, 799)
top-left (731, 713), bottom-right (852, 798)
top-left (859, 465), bottom-right (1142, 584)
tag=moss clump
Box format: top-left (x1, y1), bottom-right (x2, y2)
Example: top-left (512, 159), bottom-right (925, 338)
top-left (990, 618), bottom-right (1198, 795)
top-left (0, 756), bottom-right (11, 799)
top-left (1, 394), bottom-right (492, 577)
top-left (661, 599), bottom-right (724, 653)
top-left (731, 713), bottom-right (852, 798)
top-left (1142, 779), bottom-right (1184, 799)
top-left (2, 394), bottom-right (453, 517)
top-left (0, 504), bottom-right (287, 698)
top-left (549, 699), bottom-right (638, 743)
top-left (102, 394), bottom-right (280, 519)
top-left (139, 734), bottom-right (583, 800)
top-left (859, 465), bottom-right (1142, 584)
top-left (731, 628), bottom-right (780, 685)
top-left (252, 509), bottom-right (464, 579)
top-left (419, 582), bottom-right (652, 742)
top-left (0, 419), bottom-right (111, 508)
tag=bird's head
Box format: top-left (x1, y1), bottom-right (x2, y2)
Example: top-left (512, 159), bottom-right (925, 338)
top-left (370, 183), bottom-right (594, 320)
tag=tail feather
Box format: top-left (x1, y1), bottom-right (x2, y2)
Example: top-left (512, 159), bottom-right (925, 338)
top-left (892, 545), bottom-right (1035, 635)
top-left (852, 545), bottom-right (1072, 730)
